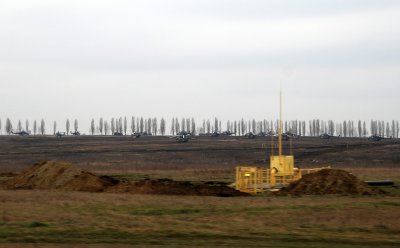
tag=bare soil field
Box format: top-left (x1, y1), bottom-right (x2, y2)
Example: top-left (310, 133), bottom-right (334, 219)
top-left (0, 135), bottom-right (400, 247)
top-left (0, 135), bottom-right (400, 181)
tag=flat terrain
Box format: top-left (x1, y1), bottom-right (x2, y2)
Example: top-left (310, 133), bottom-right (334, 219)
top-left (0, 135), bottom-right (400, 181)
top-left (0, 135), bottom-right (400, 247)
top-left (0, 190), bottom-right (400, 248)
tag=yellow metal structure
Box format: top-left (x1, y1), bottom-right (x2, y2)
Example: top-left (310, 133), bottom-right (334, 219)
top-left (235, 90), bottom-right (328, 194)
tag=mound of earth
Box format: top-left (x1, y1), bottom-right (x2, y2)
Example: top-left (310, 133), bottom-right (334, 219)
top-left (1, 161), bottom-right (118, 192)
top-left (279, 169), bottom-right (384, 195)
top-left (1, 161), bottom-right (247, 197)
top-left (107, 178), bottom-right (248, 197)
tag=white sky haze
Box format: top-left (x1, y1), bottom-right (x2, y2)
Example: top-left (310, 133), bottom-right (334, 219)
top-left (1, 0), bottom-right (399, 131)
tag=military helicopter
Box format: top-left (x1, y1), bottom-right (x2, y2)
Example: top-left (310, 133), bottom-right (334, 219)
top-left (175, 134), bottom-right (190, 143)
top-left (257, 131), bottom-right (274, 137)
top-left (55, 132), bottom-right (66, 138)
top-left (368, 135), bottom-right (385, 141)
top-left (210, 132), bottom-right (221, 137)
top-left (284, 131), bottom-right (299, 139)
top-left (319, 133), bottom-right (340, 139)
top-left (11, 131), bottom-right (30, 136)
top-left (113, 132), bottom-right (123, 136)
top-left (244, 132), bottom-right (256, 139)
top-left (131, 131), bottom-right (152, 138)
top-left (177, 131), bottom-right (192, 136)
top-left (281, 133), bottom-right (291, 141)
top-left (221, 131), bottom-right (235, 136)
top-left (70, 131), bottom-right (81, 135)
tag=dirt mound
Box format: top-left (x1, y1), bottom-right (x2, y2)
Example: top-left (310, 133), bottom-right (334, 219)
top-left (2, 161), bottom-right (117, 192)
top-left (1, 162), bottom-right (247, 197)
top-left (0, 172), bottom-right (18, 177)
top-left (279, 169), bottom-right (384, 195)
top-left (107, 178), bottom-right (248, 197)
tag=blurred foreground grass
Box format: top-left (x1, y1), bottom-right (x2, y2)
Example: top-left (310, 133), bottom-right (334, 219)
top-left (0, 190), bottom-right (400, 247)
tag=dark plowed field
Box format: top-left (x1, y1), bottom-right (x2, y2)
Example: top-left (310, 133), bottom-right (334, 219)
top-left (0, 135), bottom-right (399, 173)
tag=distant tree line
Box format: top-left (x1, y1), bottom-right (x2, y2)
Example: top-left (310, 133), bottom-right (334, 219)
top-left (0, 117), bottom-right (398, 138)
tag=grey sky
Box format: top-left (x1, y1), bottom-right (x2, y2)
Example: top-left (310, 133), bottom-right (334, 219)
top-left (1, 0), bottom-right (399, 131)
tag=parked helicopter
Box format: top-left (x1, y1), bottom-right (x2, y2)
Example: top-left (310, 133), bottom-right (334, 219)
top-left (55, 132), bottom-right (66, 138)
top-left (175, 134), bottom-right (190, 143)
top-left (257, 131), bottom-right (274, 137)
top-left (177, 131), bottom-right (192, 136)
top-left (368, 135), bottom-right (385, 141)
top-left (70, 131), bottom-right (81, 135)
top-left (210, 132), bottom-right (221, 137)
top-left (11, 131), bottom-right (30, 136)
top-left (284, 131), bottom-right (299, 139)
top-left (319, 133), bottom-right (340, 139)
top-left (131, 131), bottom-right (152, 138)
top-left (244, 132), bottom-right (256, 139)
top-left (221, 131), bottom-right (235, 136)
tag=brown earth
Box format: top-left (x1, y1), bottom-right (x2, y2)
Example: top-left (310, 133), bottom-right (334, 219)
top-left (0, 136), bottom-right (399, 174)
top-left (279, 169), bottom-right (384, 195)
top-left (1, 161), bottom-right (117, 192)
top-left (1, 161), bottom-right (247, 196)
top-left (107, 178), bottom-right (248, 197)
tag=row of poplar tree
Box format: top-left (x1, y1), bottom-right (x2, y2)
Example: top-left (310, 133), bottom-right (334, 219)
top-left (0, 118), bottom-right (399, 138)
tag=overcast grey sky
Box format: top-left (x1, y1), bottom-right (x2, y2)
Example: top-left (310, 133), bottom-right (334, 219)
top-left (1, 0), bottom-right (399, 130)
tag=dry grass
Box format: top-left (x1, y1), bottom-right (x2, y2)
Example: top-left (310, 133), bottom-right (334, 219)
top-left (1, 190), bottom-right (400, 247)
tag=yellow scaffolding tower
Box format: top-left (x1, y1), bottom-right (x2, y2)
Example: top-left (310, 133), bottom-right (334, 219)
top-left (235, 89), bottom-right (328, 194)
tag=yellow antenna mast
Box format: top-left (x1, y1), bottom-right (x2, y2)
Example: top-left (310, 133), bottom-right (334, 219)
top-left (278, 86), bottom-right (283, 158)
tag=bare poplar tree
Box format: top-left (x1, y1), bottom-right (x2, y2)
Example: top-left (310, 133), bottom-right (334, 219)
top-left (40, 119), bottom-right (45, 135)
top-left (214, 118), bottom-right (218, 133)
top-left (175, 117), bottom-right (180, 134)
top-left (147, 118), bottom-right (152, 134)
top-left (53, 121), bottom-right (57, 135)
top-left (131, 117), bottom-right (135, 134)
top-left (104, 121), bottom-right (110, 135)
top-left (66, 119), bottom-right (70, 135)
top-left (6, 118), bottom-right (12, 134)
top-left (186, 118), bottom-right (190, 132)
top-left (111, 118), bottom-right (115, 134)
top-left (99, 118), bottom-right (104, 135)
top-left (123, 117), bottom-right (127, 135)
top-left (386, 122), bottom-right (390, 138)
top-left (362, 121), bottom-right (367, 137)
top-left (91, 118), bottom-right (95, 135)
top-left (115, 118), bottom-right (119, 133)
top-left (181, 118), bottom-right (186, 132)
top-left (33, 120), bottom-right (37, 135)
top-left (206, 119), bottom-right (211, 134)
top-left (151, 117), bottom-right (157, 135)
top-left (358, 120), bottom-right (362, 137)
top-left (17, 120), bottom-right (22, 132)
top-left (119, 117), bottom-right (123, 133)
top-left (140, 117), bottom-right (144, 133)
top-left (25, 120), bottom-right (29, 133)
top-left (171, 118), bottom-right (175, 135)
top-left (0, 119), bottom-right (2, 134)
top-left (74, 119), bottom-right (78, 132)
top-left (191, 118), bottom-right (196, 135)
top-left (160, 118), bottom-right (166, 136)
top-left (392, 120), bottom-right (396, 138)
top-left (343, 121), bottom-right (347, 137)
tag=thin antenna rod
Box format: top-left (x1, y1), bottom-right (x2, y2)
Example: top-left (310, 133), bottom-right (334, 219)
top-left (279, 87), bottom-right (282, 158)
